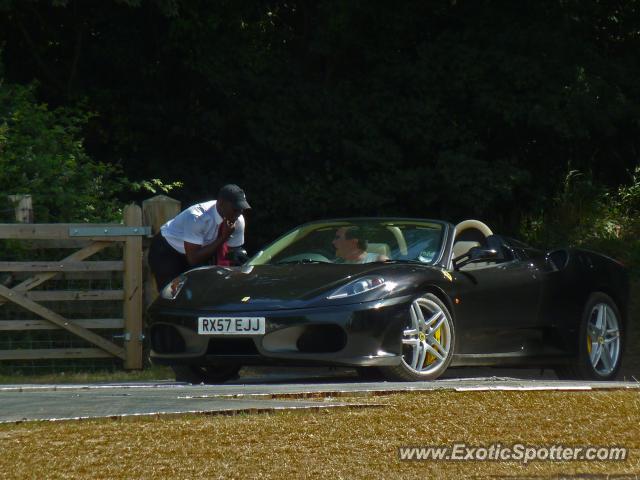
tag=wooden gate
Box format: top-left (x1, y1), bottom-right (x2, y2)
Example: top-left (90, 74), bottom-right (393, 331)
top-left (0, 204), bottom-right (147, 369)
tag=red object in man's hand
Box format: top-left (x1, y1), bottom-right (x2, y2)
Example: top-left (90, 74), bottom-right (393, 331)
top-left (216, 220), bottom-right (234, 266)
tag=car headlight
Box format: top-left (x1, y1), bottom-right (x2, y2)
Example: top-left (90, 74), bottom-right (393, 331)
top-left (327, 276), bottom-right (386, 299)
top-left (160, 275), bottom-right (187, 300)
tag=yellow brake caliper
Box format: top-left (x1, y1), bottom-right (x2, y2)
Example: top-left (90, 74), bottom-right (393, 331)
top-left (426, 328), bottom-right (442, 366)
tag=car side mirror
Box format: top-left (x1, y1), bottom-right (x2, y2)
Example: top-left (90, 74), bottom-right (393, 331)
top-left (228, 248), bottom-right (249, 266)
top-left (453, 247), bottom-right (498, 270)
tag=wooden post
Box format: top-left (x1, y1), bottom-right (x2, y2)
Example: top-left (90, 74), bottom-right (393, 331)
top-left (142, 195), bottom-right (181, 236)
top-left (123, 204), bottom-right (143, 369)
top-left (141, 195), bottom-right (181, 307)
top-left (7, 195), bottom-right (33, 223)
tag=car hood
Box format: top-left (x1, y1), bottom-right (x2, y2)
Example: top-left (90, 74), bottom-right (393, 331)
top-left (162, 263), bottom-right (438, 312)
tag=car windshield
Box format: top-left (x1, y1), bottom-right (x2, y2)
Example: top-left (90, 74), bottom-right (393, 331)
top-left (247, 219), bottom-right (446, 266)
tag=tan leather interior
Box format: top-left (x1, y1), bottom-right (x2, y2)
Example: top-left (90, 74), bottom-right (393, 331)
top-left (367, 243), bottom-right (390, 257)
top-left (452, 240), bottom-right (481, 259)
top-left (454, 219), bottom-right (493, 239)
top-left (452, 219), bottom-right (494, 269)
top-left (386, 226), bottom-right (407, 255)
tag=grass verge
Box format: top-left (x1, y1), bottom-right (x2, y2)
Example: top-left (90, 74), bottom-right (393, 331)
top-left (1, 389), bottom-right (638, 479)
top-left (0, 365), bottom-right (174, 385)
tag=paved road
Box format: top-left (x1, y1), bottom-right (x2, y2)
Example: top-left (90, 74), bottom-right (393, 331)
top-left (1, 367), bottom-right (638, 423)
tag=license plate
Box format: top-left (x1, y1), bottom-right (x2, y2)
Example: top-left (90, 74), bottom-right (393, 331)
top-left (198, 317), bottom-right (265, 335)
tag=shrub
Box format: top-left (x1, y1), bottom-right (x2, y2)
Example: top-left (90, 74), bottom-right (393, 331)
top-left (0, 79), bottom-right (127, 222)
top-left (520, 167), bottom-right (640, 274)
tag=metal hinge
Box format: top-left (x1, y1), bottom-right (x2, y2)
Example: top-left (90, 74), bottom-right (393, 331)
top-left (69, 226), bottom-right (152, 237)
top-left (112, 332), bottom-right (145, 342)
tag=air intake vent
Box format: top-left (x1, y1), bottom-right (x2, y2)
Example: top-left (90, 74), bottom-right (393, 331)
top-left (150, 324), bottom-right (186, 354)
top-left (296, 325), bottom-right (346, 353)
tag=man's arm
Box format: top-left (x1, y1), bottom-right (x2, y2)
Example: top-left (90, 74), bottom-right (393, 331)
top-left (183, 221), bottom-right (235, 266)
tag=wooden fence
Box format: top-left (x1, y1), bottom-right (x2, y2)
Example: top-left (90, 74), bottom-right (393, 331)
top-left (0, 204), bottom-right (150, 369)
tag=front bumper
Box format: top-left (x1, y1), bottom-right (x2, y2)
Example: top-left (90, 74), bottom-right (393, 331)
top-left (146, 296), bottom-right (412, 367)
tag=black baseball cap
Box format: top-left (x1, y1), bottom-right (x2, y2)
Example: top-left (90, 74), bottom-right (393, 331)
top-left (218, 184), bottom-right (251, 210)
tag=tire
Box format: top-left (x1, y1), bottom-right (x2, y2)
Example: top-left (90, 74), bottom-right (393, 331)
top-left (555, 292), bottom-right (623, 381)
top-left (172, 364), bottom-right (241, 384)
top-left (381, 293), bottom-right (455, 381)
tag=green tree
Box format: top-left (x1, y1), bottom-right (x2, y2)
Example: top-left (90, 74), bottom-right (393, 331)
top-left (0, 76), bottom-right (127, 222)
top-left (0, 1), bottom-right (638, 248)
top-left (520, 167), bottom-right (640, 274)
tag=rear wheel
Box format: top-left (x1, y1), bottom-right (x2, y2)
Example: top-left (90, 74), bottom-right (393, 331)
top-left (172, 364), bottom-right (241, 384)
top-left (381, 293), bottom-right (455, 381)
top-left (555, 292), bottom-right (623, 380)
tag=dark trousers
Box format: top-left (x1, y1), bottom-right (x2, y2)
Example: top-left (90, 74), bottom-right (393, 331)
top-left (148, 234), bottom-right (191, 289)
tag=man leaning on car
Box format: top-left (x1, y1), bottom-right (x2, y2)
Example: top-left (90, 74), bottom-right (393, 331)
top-left (148, 184), bottom-right (251, 289)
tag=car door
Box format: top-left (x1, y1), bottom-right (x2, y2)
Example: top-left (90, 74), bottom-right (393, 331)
top-left (452, 242), bottom-right (544, 354)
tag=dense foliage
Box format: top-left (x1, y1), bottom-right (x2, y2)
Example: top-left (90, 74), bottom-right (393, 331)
top-left (0, 77), bottom-right (126, 222)
top-left (0, 0), bottom-right (639, 253)
top-left (0, 75), bottom-right (183, 223)
top-left (521, 167), bottom-right (640, 273)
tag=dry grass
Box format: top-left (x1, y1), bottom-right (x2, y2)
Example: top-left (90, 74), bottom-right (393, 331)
top-left (0, 390), bottom-right (639, 479)
top-left (0, 365), bottom-right (175, 385)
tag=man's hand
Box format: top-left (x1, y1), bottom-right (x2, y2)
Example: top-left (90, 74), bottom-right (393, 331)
top-left (220, 219), bottom-right (236, 240)
top-left (184, 219), bottom-right (238, 266)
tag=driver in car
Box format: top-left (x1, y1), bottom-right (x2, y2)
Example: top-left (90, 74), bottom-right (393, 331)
top-left (332, 226), bottom-right (387, 264)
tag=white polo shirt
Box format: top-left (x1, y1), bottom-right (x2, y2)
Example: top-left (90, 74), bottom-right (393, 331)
top-left (160, 200), bottom-right (245, 254)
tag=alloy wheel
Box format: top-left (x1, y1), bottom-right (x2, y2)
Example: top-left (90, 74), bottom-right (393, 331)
top-left (586, 302), bottom-right (621, 376)
top-left (401, 297), bottom-right (452, 375)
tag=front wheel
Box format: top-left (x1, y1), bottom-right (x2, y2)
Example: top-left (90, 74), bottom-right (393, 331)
top-left (555, 292), bottom-right (623, 380)
top-left (381, 293), bottom-right (455, 381)
top-left (172, 364), bottom-right (241, 384)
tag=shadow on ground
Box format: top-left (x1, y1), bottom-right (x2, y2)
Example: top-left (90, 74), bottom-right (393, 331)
top-left (231, 364), bottom-right (639, 385)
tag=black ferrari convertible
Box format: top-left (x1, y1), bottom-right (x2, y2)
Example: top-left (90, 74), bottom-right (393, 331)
top-left (146, 218), bottom-right (629, 383)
